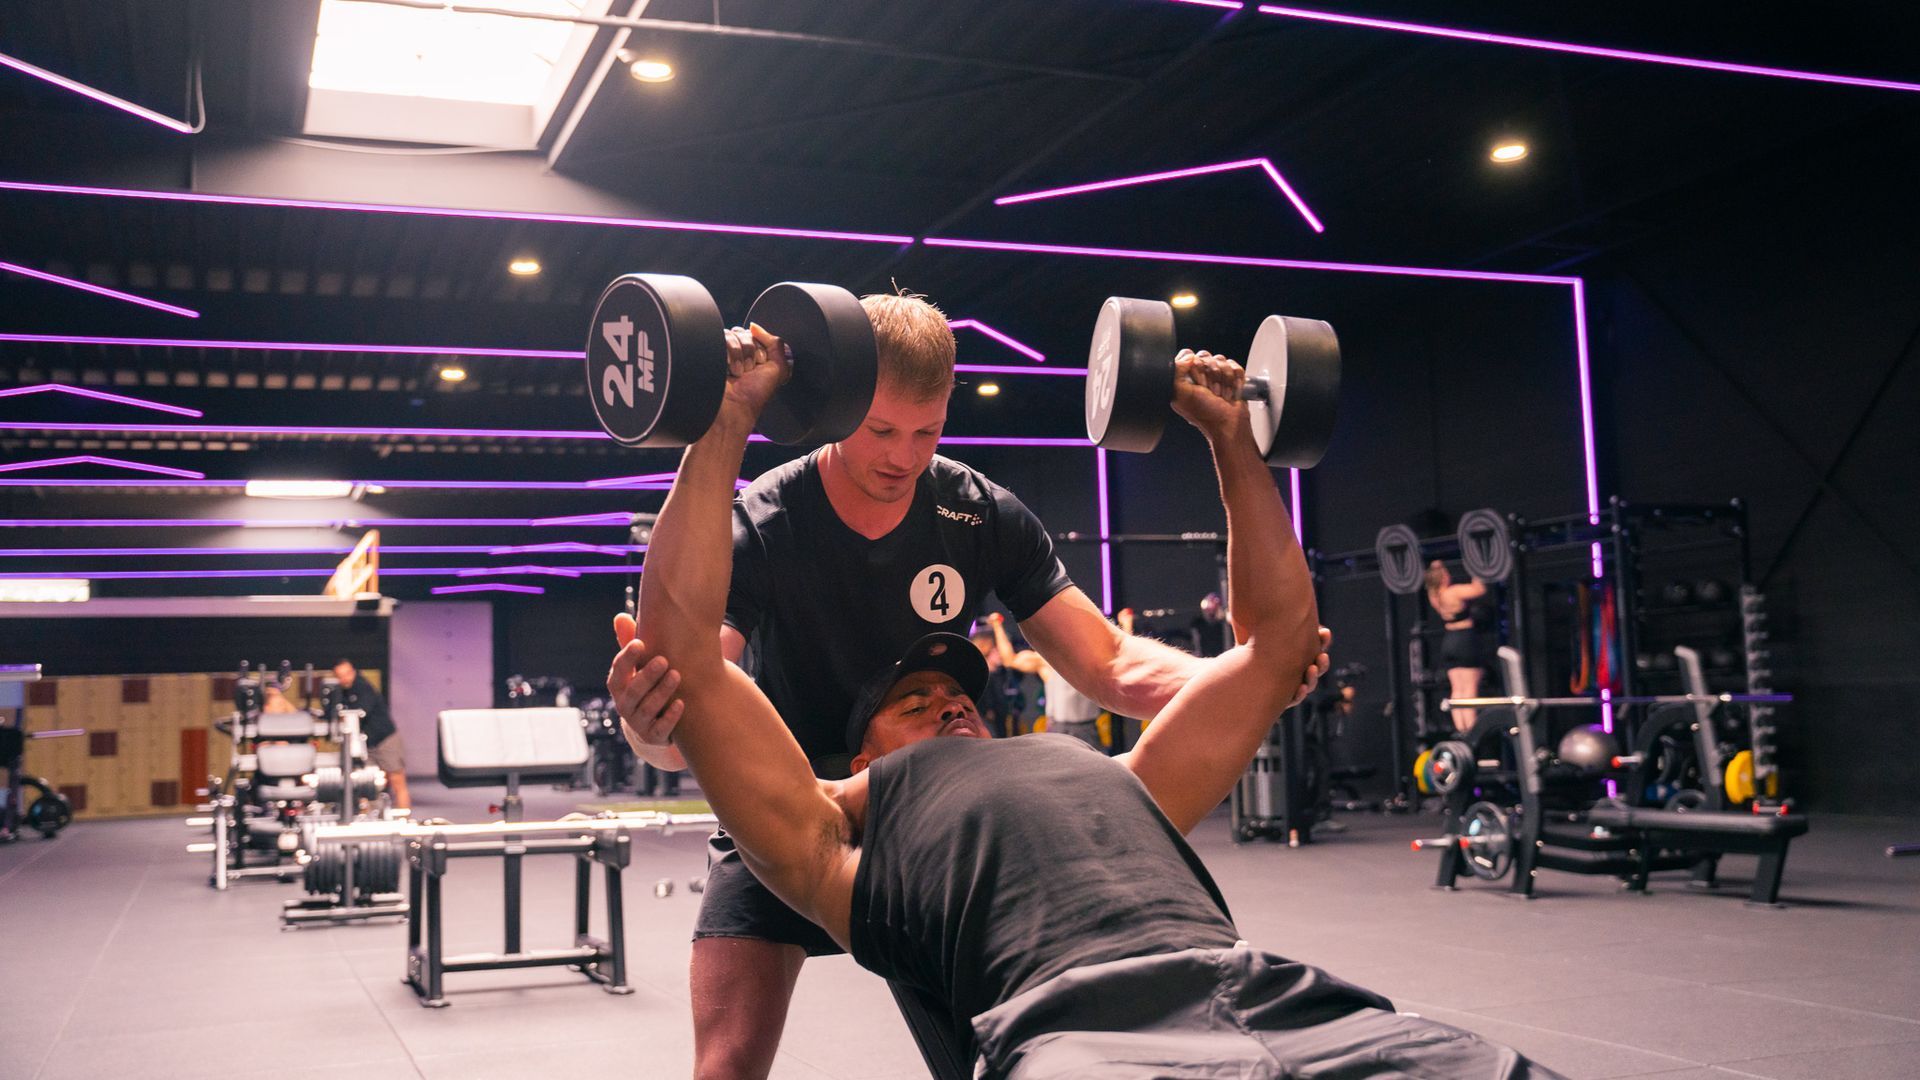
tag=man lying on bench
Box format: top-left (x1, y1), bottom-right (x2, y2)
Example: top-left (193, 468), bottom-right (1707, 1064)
top-left (610, 326), bottom-right (1562, 1078)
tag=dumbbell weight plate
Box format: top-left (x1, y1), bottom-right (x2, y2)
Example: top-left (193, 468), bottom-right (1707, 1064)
top-left (747, 282), bottom-right (879, 446)
top-left (1245, 315), bottom-right (1340, 469)
top-left (586, 273), bottom-right (728, 448)
top-left (1086, 296), bottom-right (1176, 452)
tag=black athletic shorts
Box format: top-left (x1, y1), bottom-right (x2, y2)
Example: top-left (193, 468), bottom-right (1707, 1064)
top-left (694, 829), bottom-right (843, 956)
top-left (971, 943), bottom-right (1565, 1079)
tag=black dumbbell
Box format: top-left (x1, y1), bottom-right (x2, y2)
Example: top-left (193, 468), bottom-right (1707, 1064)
top-left (586, 274), bottom-right (878, 448)
top-left (1085, 297), bottom-right (1341, 468)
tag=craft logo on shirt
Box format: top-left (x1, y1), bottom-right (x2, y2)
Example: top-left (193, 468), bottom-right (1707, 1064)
top-left (910, 563), bottom-right (965, 624)
top-left (935, 504), bottom-right (984, 527)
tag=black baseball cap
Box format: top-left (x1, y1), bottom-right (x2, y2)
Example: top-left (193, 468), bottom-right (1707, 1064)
top-left (844, 632), bottom-right (990, 754)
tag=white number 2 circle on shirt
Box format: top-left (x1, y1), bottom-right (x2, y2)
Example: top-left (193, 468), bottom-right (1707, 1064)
top-left (909, 563), bottom-right (965, 624)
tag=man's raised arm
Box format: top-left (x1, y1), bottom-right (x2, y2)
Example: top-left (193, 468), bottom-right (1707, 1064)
top-left (613, 325), bottom-right (856, 943)
top-left (1119, 351), bottom-right (1323, 834)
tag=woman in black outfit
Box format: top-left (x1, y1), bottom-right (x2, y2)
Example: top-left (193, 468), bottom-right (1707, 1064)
top-left (1426, 560), bottom-right (1493, 733)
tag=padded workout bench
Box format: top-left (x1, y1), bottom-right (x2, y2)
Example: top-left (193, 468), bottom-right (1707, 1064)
top-left (1584, 804), bottom-right (1808, 906)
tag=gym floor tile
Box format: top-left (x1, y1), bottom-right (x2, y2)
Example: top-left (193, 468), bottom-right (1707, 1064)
top-left (1716, 967), bottom-right (1920, 1023)
top-left (412, 1035), bottom-right (691, 1079)
top-left (31, 1011), bottom-right (411, 1080)
top-left (1709, 1038), bottom-right (1920, 1080)
top-left (1470, 983), bottom-right (1920, 1064)
top-left (1330, 944), bottom-right (1697, 1012)
top-left (1391, 1000), bottom-right (1702, 1079)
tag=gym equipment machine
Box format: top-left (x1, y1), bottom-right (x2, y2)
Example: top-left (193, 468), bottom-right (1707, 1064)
top-left (1415, 646), bottom-right (1809, 905)
top-left (0, 664), bottom-right (77, 842)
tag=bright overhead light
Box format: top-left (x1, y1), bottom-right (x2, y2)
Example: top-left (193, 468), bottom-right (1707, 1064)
top-left (976, 382), bottom-right (1002, 397)
top-left (1490, 141), bottom-right (1529, 163)
top-left (629, 59), bottom-right (675, 83)
top-left (308, 0), bottom-right (584, 106)
top-left (439, 366), bottom-right (469, 383)
top-left (245, 480), bottom-right (355, 500)
top-left (1169, 293), bottom-right (1198, 309)
top-left (507, 258), bottom-right (541, 276)
top-left (0, 578), bottom-right (89, 603)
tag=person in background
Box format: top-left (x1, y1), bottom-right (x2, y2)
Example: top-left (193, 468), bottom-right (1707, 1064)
top-left (1424, 561), bottom-right (1493, 732)
top-left (969, 622), bottom-right (1027, 738)
top-left (332, 659), bottom-right (408, 810)
top-left (986, 612), bottom-right (1104, 751)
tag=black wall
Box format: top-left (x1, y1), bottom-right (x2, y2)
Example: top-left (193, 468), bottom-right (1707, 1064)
top-left (1587, 137), bottom-right (1920, 814)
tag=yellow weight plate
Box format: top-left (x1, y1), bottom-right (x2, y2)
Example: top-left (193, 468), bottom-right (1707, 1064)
top-left (1413, 749), bottom-right (1434, 796)
top-left (1724, 749), bottom-right (1754, 803)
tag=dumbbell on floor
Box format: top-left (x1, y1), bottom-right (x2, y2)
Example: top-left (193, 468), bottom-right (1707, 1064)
top-left (1085, 296), bottom-right (1341, 468)
top-left (586, 273), bottom-right (879, 448)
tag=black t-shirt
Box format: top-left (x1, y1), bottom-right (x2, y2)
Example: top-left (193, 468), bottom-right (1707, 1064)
top-left (340, 680), bottom-right (395, 745)
top-left (726, 452), bottom-right (1073, 767)
top-left (850, 734), bottom-right (1240, 1047)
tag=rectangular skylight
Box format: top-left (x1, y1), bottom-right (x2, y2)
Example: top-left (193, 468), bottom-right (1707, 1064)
top-left (304, 0), bottom-right (607, 147)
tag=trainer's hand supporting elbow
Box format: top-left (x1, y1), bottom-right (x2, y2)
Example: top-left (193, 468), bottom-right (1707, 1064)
top-left (608, 612), bottom-right (689, 771)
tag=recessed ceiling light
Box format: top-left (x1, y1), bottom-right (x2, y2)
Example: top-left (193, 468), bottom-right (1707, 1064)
top-left (507, 258), bottom-right (541, 276)
top-left (439, 366), bottom-right (468, 383)
top-left (630, 59), bottom-right (675, 83)
top-left (1169, 293), bottom-right (1198, 309)
top-left (245, 480), bottom-right (354, 500)
top-left (1490, 141), bottom-right (1529, 164)
top-left (976, 382), bottom-right (1001, 397)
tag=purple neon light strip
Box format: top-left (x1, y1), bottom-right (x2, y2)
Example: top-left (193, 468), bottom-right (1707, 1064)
top-left (456, 565), bottom-right (581, 578)
top-left (0, 180), bottom-right (915, 245)
top-left (488, 542), bottom-right (637, 557)
top-left (923, 236), bottom-right (1576, 285)
top-left (0, 51), bottom-right (197, 132)
top-left (0, 420), bottom-right (1089, 447)
top-left (0, 260), bottom-right (199, 318)
top-left (433, 583), bottom-right (546, 596)
top-left (995, 158), bottom-right (1325, 234)
top-left (1573, 279), bottom-right (1605, 581)
top-left (948, 319), bottom-right (1047, 363)
top-left (0, 544), bottom-right (645, 557)
top-left (1165, 0), bottom-right (1245, 8)
top-left (0, 383), bottom-right (203, 417)
top-left (1095, 448), bottom-right (1113, 615)
top-left (586, 471), bottom-right (678, 488)
top-left (0, 454), bottom-right (205, 479)
top-left (1287, 469), bottom-right (1303, 544)
top-left (0, 332), bottom-right (1079, 381)
top-left (920, 235), bottom-right (1596, 553)
top-left (1254, 6), bottom-right (1920, 94)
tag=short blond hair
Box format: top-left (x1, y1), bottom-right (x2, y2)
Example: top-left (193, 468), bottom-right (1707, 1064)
top-left (861, 291), bottom-right (956, 403)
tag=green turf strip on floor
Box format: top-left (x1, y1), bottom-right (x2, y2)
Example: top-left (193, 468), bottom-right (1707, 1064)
top-left (579, 798), bottom-right (712, 815)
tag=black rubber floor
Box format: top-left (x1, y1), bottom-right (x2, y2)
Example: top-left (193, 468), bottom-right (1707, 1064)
top-left (4, 782), bottom-right (1916, 1079)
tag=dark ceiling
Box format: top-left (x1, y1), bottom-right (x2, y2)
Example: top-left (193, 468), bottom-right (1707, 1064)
top-left (0, 0), bottom-right (1916, 594)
